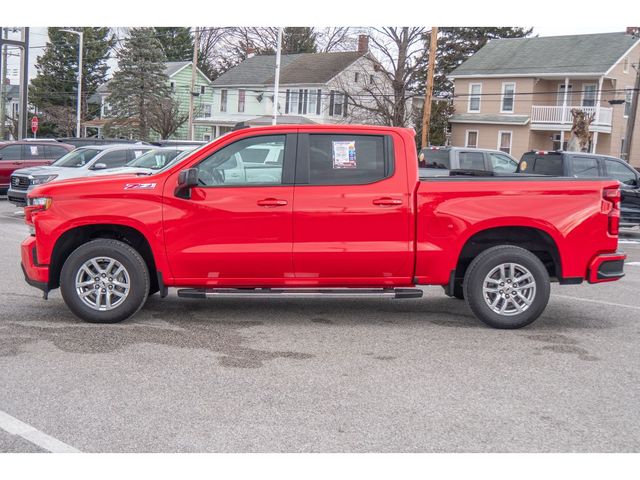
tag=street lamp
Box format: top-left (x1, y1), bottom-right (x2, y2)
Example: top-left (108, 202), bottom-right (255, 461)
top-left (60, 29), bottom-right (83, 138)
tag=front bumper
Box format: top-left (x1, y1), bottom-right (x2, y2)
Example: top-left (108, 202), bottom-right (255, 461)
top-left (587, 252), bottom-right (626, 283)
top-left (21, 236), bottom-right (50, 295)
top-left (7, 187), bottom-right (28, 207)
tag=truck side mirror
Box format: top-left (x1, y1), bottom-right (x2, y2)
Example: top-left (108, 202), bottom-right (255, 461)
top-left (175, 168), bottom-right (199, 199)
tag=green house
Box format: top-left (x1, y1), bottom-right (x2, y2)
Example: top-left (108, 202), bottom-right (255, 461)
top-left (91, 61), bottom-right (213, 141)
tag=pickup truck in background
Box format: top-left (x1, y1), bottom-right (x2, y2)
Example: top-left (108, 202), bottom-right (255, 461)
top-left (418, 146), bottom-right (519, 177)
top-left (518, 150), bottom-right (640, 226)
top-left (20, 125), bottom-right (625, 329)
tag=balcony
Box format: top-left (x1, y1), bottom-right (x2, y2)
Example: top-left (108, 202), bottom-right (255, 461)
top-left (530, 105), bottom-right (613, 132)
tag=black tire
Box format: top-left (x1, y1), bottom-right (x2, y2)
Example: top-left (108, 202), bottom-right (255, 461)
top-left (60, 239), bottom-right (150, 323)
top-left (463, 245), bottom-right (550, 329)
top-left (452, 282), bottom-right (465, 300)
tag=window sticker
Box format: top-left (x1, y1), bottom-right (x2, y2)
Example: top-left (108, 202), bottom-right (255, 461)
top-left (134, 150), bottom-right (143, 158)
top-left (332, 140), bottom-right (357, 169)
top-left (30, 146), bottom-right (39, 155)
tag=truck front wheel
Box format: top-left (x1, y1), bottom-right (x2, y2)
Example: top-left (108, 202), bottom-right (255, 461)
top-left (60, 239), bottom-right (150, 323)
top-left (463, 245), bottom-right (550, 329)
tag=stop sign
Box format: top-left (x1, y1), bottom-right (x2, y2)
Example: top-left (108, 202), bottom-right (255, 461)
top-left (31, 116), bottom-right (39, 134)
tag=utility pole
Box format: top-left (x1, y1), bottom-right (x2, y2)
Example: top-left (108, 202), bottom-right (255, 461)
top-left (187, 27), bottom-right (199, 141)
top-left (0, 28), bottom-right (7, 140)
top-left (272, 27), bottom-right (283, 125)
top-left (61, 29), bottom-right (84, 138)
top-left (622, 56), bottom-right (640, 162)
top-left (421, 26), bottom-right (438, 149)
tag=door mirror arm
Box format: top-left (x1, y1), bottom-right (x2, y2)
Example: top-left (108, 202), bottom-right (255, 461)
top-left (175, 168), bottom-right (199, 199)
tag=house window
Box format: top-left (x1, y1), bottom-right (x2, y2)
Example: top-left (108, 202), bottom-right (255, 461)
top-left (200, 85), bottom-right (206, 95)
top-left (582, 84), bottom-right (597, 107)
top-left (557, 84), bottom-right (573, 105)
top-left (624, 87), bottom-right (633, 117)
top-left (354, 72), bottom-right (360, 83)
top-left (170, 81), bottom-right (175, 92)
top-left (468, 83), bottom-right (481, 112)
top-left (306, 89), bottom-right (321, 115)
top-left (201, 103), bottom-right (212, 117)
top-left (220, 90), bottom-right (227, 112)
top-left (501, 83), bottom-right (515, 113)
top-left (289, 89), bottom-right (299, 114)
top-left (238, 90), bottom-right (246, 113)
top-left (329, 90), bottom-right (348, 117)
top-left (369, 75), bottom-right (375, 85)
top-left (203, 133), bottom-right (212, 142)
top-left (299, 89), bottom-right (308, 114)
top-left (497, 131), bottom-right (512, 154)
top-left (465, 130), bottom-right (478, 148)
top-left (553, 133), bottom-right (568, 151)
top-left (623, 56), bottom-right (630, 74)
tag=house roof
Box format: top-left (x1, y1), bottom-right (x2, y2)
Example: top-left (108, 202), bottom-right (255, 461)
top-left (212, 51), bottom-right (365, 86)
top-left (450, 32), bottom-right (640, 78)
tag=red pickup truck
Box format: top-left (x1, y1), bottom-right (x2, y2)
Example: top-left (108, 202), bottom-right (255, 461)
top-left (20, 125), bottom-right (625, 329)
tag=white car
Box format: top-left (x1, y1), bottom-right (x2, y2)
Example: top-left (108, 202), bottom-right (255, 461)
top-left (89, 146), bottom-right (197, 177)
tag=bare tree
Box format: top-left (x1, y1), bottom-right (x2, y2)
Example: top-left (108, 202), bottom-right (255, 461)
top-left (316, 27), bottom-right (354, 52)
top-left (335, 27), bottom-right (425, 127)
top-left (42, 106), bottom-right (77, 136)
top-left (567, 108), bottom-right (595, 152)
top-left (148, 97), bottom-right (189, 140)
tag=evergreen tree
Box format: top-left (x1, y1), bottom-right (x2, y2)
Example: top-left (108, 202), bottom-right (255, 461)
top-left (416, 27), bottom-right (533, 145)
top-left (30, 27), bottom-right (114, 136)
top-left (282, 27), bottom-right (317, 54)
top-left (154, 27), bottom-right (194, 62)
top-left (106, 28), bottom-right (170, 141)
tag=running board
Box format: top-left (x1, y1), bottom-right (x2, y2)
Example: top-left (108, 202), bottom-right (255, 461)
top-left (177, 287), bottom-right (423, 299)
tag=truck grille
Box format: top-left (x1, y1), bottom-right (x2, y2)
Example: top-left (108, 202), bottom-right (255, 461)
top-left (11, 175), bottom-right (30, 190)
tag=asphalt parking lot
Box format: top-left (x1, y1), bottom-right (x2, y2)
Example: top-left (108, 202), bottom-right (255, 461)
top-left (0, 197), bottom-right (639, 453)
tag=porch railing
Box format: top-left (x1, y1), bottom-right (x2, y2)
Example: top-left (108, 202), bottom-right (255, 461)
top-left (531, 105), bottom-right (613, 126)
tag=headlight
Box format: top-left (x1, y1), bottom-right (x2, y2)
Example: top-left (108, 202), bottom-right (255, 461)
top-left (27, 197), bottom-right (52, 209)
top-left (30, 175), bottom-right (58, 185)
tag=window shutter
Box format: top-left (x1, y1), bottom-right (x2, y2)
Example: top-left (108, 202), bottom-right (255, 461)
top-left (285, 90), bottom-right (290, 114)
top-left (298, 89), bottom-right (303, 114)
top-left (302, 90), bottom-right (308, 114)
top-left (316, 89), bottom-right (321, 115)
top-left (343, 94), bottom-right (348, 117)
top-left (329, 91), bottom-right (335, 116)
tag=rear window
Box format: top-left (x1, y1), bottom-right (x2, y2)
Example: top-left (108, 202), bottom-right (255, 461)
top-left (419, 149), bottom-right (450, 169)
top-left (519, 153), bottom-right (563, 175)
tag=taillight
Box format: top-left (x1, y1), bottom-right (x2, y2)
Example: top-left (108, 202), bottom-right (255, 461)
top-left (603, 187), bottom-right (621, 236)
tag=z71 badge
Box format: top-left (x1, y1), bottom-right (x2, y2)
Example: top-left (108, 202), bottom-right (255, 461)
top-left (124, 183), bottom-right (157, 190)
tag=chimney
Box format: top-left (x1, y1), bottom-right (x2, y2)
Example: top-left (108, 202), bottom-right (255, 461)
top-left (357, 34), bottom-right (369, 54)
top-left (246, 45), bottom-right (256, 59)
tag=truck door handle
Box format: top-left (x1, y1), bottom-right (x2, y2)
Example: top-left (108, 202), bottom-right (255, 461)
top-left (373, 197), bottom-right (402, 206)
top-left (257, 198), bottom-right (288, 207)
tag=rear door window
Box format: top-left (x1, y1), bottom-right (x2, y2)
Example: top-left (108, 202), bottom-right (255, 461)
top-left (458, 151), bottom-right (486, 170)
top-left (0, 144), bottom-right (23, 160)
top-left (96, 150), bottom-right (130, 168)
top-left (419, 149), bottom-right (450, 169)
top-left (604, 158), bottom-right (638, 186)
top-left (571, 156), bottom-right (600, 177)
top-left (24, 144), bottom-right (46, 159)
top-left (520, 153), bottom-right (564, 175)
top-left (45, 145), bottom-right (71, 159)
top-left (305, 134), bottom-right (391, 185)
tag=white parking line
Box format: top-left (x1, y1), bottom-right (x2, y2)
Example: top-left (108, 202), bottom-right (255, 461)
top-left (626, 262), bottom-right (640, 266)
top-left (553, 294), bottom-right (640, 311)
top-left (0, 410), bottom-right (80, 453)
top-left (619, 240), bottom-right (640, 244)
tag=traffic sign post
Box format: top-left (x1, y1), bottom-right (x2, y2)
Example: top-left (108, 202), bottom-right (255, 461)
top-left (31, 116), bottom-right (38, 138)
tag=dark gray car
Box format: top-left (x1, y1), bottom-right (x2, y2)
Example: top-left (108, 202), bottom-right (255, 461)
top-left (418, 146), bottom-right (519, 177)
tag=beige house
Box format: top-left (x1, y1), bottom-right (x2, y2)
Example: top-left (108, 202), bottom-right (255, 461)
top-left (448, 31), bottom-right (640, 167)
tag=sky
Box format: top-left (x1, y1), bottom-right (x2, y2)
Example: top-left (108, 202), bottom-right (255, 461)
top-left (3, 25), bottom-right (632, 83)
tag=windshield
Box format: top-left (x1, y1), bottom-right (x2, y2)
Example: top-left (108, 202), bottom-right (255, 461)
top-left (127, 148), bottom-right (187, 170)
top-left (52, 148), bottom-right (100, 168)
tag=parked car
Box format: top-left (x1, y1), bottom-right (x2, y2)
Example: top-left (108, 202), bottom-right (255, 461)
top-left (54, 137), bottom-right (152, 148)
top-left (518, 150), bottom-right (640, 226)
top-left (0, 141), bottom-right (74, 194)
top-left (151, 140), bottom-right (207, 148)
top-left (20, 125), bottom-right (625, 329)
top-left (89, 146), bottom-right (197, 177)
top-left (8, 144), bottom-right (153, 206)
top-left (418, 146), bottom-right (519, 176)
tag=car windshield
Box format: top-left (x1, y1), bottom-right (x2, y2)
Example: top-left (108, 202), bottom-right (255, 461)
top-left (127, 148), bottom-right (188, 170)
top-left (52, 148), bottom-right (100, 168)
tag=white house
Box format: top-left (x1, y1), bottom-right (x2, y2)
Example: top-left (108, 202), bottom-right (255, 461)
top-left (194, 37), bottom-right (393, 140)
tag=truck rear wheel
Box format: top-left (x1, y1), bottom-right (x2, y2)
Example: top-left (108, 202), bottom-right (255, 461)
top-left (60, 239), bottom-right (150, 323)
top-left (463, 245), bottom-right (550, 329)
